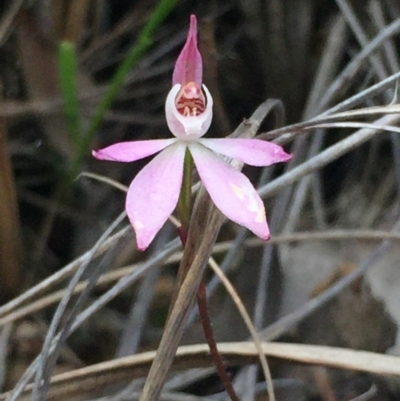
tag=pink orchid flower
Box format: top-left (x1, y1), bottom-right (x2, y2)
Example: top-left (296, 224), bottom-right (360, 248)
top-left (93, 15), bottom-right (292, 251)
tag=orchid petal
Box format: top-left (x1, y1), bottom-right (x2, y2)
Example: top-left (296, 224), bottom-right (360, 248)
top-left (165, 84), bottom-right (213, 139)
top-left (199, 138), bottom-right (292, 166)
top-left (189, 143), bottom-right (270, 240)
top-left (92, 139), bottom-right (176, 162)
top-left (172, 15), bottom-right (202, 86)
top-left (126, 142), bottom-right (186, 250)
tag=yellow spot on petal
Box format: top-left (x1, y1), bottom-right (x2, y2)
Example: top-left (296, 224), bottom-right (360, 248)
top-left (229, 182), bottom-right (265, 224)
top-left (133, 221), bottom-right (144, 230)
top-left (254, 206), bottom-right (265, 223)
top-left (230, 183), bottom-right (245, 200)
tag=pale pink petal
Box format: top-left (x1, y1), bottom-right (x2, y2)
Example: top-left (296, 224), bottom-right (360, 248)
top-left (189, 143), bottom-right (270, 240)
top-left (126, 143), bottom-right (186, 250)
top-left (199, 138), bottom-right (292, 166)
top-left (165, 84), bottom-right (213, 139)
top-left (92, 139), bottom-right (176, 162)
top-left (172, 15), bottom-right (202, 86)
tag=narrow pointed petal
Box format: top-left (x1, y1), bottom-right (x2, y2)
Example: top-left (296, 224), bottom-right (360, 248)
top-left (93, 139), bottom-right (176, 162)
top-left (172, 15), bottom-right (202, 86)
top-left (199, 138), bottom-right (292, 166)
top-left (189, 143), bottom-right (270, 239)
top-left (126, 143), bottom-right (186, 250)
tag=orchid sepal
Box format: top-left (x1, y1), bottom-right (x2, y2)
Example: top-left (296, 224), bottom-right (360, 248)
top-left (172, 14), bottom-right (202, 86)
top-left (126, 142), bottom-right (187, 250)
top-left (92, 139), bottom-right (176, 162)
top-left (189, 142), bottom-right (271, 240)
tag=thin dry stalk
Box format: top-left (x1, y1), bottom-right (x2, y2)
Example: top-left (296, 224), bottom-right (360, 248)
top-left (0, 99), bottom-right (22, 300)
top-left (208, 258), bottom-right (275, 401)
top-left (0, 0), bottom-right (24, 45)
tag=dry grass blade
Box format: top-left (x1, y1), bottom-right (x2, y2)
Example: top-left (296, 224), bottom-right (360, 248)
top-left (260, 114), bottom-right (400, 197)
top-left (1, 229), bottom-right (399, 327)
top-left (324, 104), bottom-right (400, 118)
top-left (261, 69), bottom-right (400, 144)
top-left (369, 0), bottom-right (399, 76)
top-left (208, 258), bottom-right (275, 401)
top-left (0, 0), bottom-right (24, 45)
top-left (78, 172), bottom-right (129, 192)
top-left (263, 104), bottom-right (400, 141)
top-left (52, 0), bottom-right (91, 43)
top-left (0, 101), bottom-right (22, 301)
top-left (318, 11), bottom-right (400, 110)
top-left (2, 341), bottom-right (400, 401)
top-left (302, 121), bottom-right (400, 134)
top-left (0, 226), bottom-right (130, 319)
top-left (0, 324), bottom-right (12, 391)
top-left (31, 212), bottom-right (128, 401)
top-left (303, 14), bottom-right (347, 118)
top-left (5, 239), bottom-right (181, 401)
top-left (260, 217), bottom-right (400, 342)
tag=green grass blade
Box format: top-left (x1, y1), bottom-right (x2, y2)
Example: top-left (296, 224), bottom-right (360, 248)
top-left (58, 41), bottom-right (81, 148)
top-left (69, 0), bottom-right (179, 180)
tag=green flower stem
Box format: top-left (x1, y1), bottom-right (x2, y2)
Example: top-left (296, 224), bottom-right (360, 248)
top-left (58, 42), bottom-right (80, 149)
top-left (177, 148), bottom-right (193, 236)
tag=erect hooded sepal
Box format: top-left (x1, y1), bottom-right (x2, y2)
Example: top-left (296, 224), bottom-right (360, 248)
top-left (172, 14), bottom-right (202, 86)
